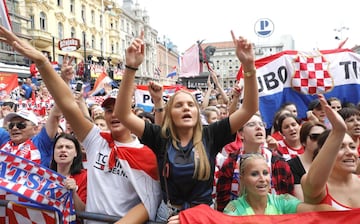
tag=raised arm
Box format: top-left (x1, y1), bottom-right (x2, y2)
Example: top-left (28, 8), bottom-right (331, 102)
top-left (228, 82), bottom-right (242, 116)
top-left (0, 26), bottom-right (93, 141)
top-left (148, 81), bottom-right (165, 125)
top-left (301, 94), bottom-right (347, 204)
top-left (228, 31), bottom-right (258, 133)
top-left (210, 70), bottom-right (229, 105)
top-left (201, 75), bottom-right (213, 109)
top-left (114, 31), bottom-right (146, 137)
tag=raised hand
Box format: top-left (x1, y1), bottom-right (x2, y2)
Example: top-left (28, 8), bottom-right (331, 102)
top-left (230, 30), bottom-right (255, 71)
top-left (125, 31), bottom-right (145, 69)
top-left (61, 54), bottom-right (75, 84)
top-left (0, 26), bottom-right (47, 63)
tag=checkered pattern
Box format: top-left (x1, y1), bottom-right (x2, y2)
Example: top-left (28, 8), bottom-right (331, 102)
top-left (0, 151), bottom-right (76, 223)
top-left (291, 54), bottom-right (333, 94)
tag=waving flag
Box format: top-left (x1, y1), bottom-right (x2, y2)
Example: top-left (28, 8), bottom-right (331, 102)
top-left (179, 44), bottom-right (200, 78)
top-left (0, 0), bottom-right (12, 31)
top-left (88, 72), bottom-right (113, 96)
top-left (237, 48), bottom-right (360, 128)
top-left (166, 66), bottom-right (177, 78)
top-left (0, 72), bottom-right (18, 101)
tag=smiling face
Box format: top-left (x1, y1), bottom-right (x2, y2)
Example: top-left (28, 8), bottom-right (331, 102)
top-left (241, 157), bottom-right (270, 197)
top-left (334, 133), bottom-right (359, 173)
top-left (8, 117), bottom-right (37, 145)
top-left (170, 91), bottom-right (199, 129)
top-left (54, 137), bottom-right (77, 166)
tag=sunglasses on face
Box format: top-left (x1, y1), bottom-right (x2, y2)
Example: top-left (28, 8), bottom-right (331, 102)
top-left (308, 133), bottom-right (321, 141)
top-left (8, 121), bottom-right (28, 130)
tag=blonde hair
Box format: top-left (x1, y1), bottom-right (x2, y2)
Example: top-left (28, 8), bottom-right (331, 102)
top-left (239, 153), bottom-right (266, 196)
top-left (161, 90), bottom-right (211, 180)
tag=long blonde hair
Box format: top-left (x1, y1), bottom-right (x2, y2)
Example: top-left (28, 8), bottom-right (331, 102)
top-left (161, 90), bottom-right (211, 180)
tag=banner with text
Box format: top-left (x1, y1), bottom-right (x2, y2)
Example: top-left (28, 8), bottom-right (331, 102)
top-left (237, 49), bottom-right (360, 127)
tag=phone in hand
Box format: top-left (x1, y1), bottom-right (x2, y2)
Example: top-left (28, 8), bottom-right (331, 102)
top-left (75, 81), bottom-right (83, 93)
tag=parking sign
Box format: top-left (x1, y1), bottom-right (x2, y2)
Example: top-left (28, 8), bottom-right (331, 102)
top-left (254, 18), bottom-right (274, 38)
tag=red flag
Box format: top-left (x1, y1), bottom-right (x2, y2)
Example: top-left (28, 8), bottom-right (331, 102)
top-left (180, 204), bottom-right (360, 224)
top-left (0, 72), bottom-right (18, 101)
top-left (179, 44), bottom-right (200, 78)
top-left (0, 0), bottom-right (12, 31)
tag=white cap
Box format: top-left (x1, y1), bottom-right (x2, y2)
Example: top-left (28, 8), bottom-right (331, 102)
top-left (4, 110), bottom-right (39, 126)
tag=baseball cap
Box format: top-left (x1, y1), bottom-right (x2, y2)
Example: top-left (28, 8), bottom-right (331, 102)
top-left (101, 89), bottom-right (119, 108)
top-left (4, 109), bottom-right (39, 126)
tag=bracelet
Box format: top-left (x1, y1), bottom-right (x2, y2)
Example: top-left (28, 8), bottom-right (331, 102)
top-left (154, 107), bottom-right (164, 113)
top-left (36, 60), bottom-right (50, 69)
top-left (125, 65), bottom-right (138, 71)
top-left (243, 69), bottom-right (256, 78)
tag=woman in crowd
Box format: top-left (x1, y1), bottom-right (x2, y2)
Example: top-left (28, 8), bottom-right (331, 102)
top-left (275, 113), bottom-right (304, 161)
top-left (216, 113), bottom-right (293, 211)
top-left (114, 30), bottom-right (258, 222)
top-left (287, 121), bottom-right (326, 200)
top-left (301, 94), bottom-right (360, 209)
top-left (202, 106), bottom-right (220, 125)
top-left (223, 153), bottom-right (335, 215)
top-left (50, 133), bottom-right (87, 212)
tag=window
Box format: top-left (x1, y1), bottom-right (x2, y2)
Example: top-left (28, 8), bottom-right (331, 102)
top-left (58, 22), bottom-right (63, 39)
top-left (91, 35), bottom-right (95, 49)
top-left (71, 27), bottom-right (75, 38)
top-left (70, 0), bottom-right (74, 13)
top-left (81, 5), bottom-right (86, 23)
top-left (100, 38), bottom-right (103, 52)
top-left (40, 12), bottom-right (46, 30)
top-left (91, 10), bottom-right (95, 24)
top-left (116, 42), bottom-right (119, 54)
top-left (100, 15), bottom-right (103, 27)
top-left (57, 0), bottom-right (62, 7)
top-left (30, 15), bottom-right (35, 29)
top-left (111, 42), bottom-right (114, 54)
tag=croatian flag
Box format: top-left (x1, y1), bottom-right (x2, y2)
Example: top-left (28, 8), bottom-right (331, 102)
top-left (88, 71), bottom-right (113, 96)
top-left (166, 66), bottom-right (177, 78)
top-left (236, 48), bottom-right (360, 128)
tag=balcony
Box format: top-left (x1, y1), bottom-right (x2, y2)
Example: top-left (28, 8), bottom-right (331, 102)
top-left (109, 29), bottom-right (120, 38)
top-left (27, 29), bottom-right (53, 48)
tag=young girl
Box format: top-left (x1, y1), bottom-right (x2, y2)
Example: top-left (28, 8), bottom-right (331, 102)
top-left (115, 30), bottom-right (259, 222)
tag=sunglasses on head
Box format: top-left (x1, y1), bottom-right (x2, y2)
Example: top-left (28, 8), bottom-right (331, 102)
top-left (8, 121), bottom-right (27, 130)
top-left (308, 133), bottom-right (321, 141)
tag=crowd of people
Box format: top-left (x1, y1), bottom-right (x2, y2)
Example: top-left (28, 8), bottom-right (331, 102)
top-left (0, 25), bottom-right (360, 224)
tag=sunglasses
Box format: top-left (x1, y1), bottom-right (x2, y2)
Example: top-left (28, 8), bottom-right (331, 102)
top-left (308, 133), bottom-right (321, 141)
top-left (8, 121), bottom-right (28, 130)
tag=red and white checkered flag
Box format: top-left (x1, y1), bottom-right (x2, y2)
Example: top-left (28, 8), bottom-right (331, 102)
top-left (291, 53), bottom-right (334, 95)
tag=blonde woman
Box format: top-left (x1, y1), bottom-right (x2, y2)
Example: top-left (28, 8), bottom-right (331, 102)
top-left (115, 30), bottom-right (259, 222)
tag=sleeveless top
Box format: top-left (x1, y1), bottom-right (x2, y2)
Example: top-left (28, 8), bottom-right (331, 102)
top-left (319, 185), bottom-right (352, 210)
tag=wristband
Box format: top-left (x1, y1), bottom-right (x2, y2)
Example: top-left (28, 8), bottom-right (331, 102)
top-left (154, 107), bottom-right (164, 113)
top-left (125, 65), bottom-right (138, 71)
top-left (243, 69), bottom-right (256, 78)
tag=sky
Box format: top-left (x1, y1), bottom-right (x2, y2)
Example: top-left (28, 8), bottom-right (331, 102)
top-left (127, 0), bottom-right (359, 53)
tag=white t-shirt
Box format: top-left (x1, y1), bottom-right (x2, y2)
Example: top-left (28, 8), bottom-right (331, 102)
top-left (82, 125), bottom-right (161, 223)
